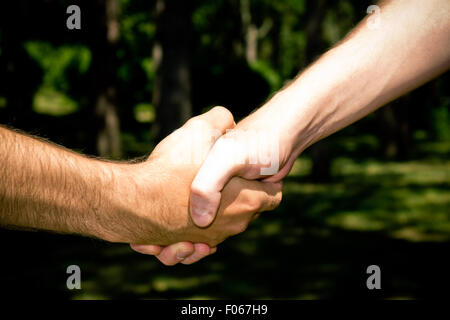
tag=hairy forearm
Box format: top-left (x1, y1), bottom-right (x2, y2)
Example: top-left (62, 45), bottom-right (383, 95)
top-left (0, 126), bottom-right (161, 242)
top-left (265, 0), bottom-right (450, 157)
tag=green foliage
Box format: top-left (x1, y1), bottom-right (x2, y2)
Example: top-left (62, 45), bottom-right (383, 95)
top-left (431, 101), bottom-right (450, 141)
top-left (322, 0), bottom-right (355, 45)
top-left (287, 155), bottom-right (450, 241)
top-left (115, 0), bottom-right (155, 112)
top-left (25, 41), bottom-right (91, 92)
top-left (141, 57), bottom-right (156, 87)
top-left (134, 103), bottom-right (155, 123)
top-left (23, 41), bottom-right (90, 116)
top-left (274, 0), bottom-right (307, 78)
top-left (279, 22), bottom-right (306, 78)
top-left (32, 86), bottom-right (78, 116)
top-left (249, 60), bottom-right (282, 93)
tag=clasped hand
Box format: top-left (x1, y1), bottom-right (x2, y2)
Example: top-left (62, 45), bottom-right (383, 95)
top-left (129, 106), bottom-right (283, 265)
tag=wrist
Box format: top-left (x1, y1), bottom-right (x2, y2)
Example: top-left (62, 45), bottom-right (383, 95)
top-left (265, 58), bottom-right (343, 158)
top-left (86, 161), bottom-right (146, 243)
top-left (96, 160), bottom-right (169, 244)
top-left (78, 160), bottom-right (129, 242)
top-left (260, 85), bottom-right (321, 160)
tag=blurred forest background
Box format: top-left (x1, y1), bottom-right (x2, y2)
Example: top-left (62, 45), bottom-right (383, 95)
top-left (0, 0), bottom-right (449, 299)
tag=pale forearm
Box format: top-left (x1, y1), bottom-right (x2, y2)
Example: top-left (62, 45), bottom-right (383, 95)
top-left (188, 0), bottom-right (447, 239)
top-left (266, 0), bottom-right (450, 156)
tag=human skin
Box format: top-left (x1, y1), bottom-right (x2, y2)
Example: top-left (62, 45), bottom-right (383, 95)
top-left (188, 0), bottom-right (450, 229)
top-left (137, 0), bottom-right (450, 263)
top-left (0, 107), bottom-right (281, 265)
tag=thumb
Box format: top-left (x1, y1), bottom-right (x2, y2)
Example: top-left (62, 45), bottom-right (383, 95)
top-left (190, 135), bottom-right (243, 227)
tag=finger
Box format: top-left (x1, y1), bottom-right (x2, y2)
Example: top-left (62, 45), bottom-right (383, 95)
top-left (188, 106), bottom-right (241, 228)
top-left (155, 242), bottom-right (195, 266)
top-left (184, 106), bottom-right (235, 135)
top-left (130, 244), bottom-right (164, 256)
top-left (181, 243), bottom-right (215, 265)
top-left (190, 136), bottom-right (242, 227)
top-left (257, 181), bottom-right (283, 212)
top-left (222, 178), bottom-right (283, 215)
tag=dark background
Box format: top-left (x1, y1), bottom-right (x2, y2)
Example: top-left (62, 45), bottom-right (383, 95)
top-left (0, 0), bottom-right (449, 299)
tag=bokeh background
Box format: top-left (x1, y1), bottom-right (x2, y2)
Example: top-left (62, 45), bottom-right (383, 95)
top-left (0, 0), bottom-right (449, 299)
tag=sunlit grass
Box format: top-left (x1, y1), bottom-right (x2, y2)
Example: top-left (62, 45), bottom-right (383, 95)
top-left (417, 141), bottom-right (450, 156)
top-left (152, 274), bottom-right (220, 292)
top-left (58, 140), bottom-right (450, 300)
top-left (287, 157), bottom-right (312, 177)
top-left (284, 154), bottom-right (450, 242)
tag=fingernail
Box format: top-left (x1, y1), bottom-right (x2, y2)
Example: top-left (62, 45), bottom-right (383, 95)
top-left (190, 206), bottom-right (213, 228)
top-left (176, 250), bottom-right (191, 260)
top-left (190, 193), bottom-right (210, 218)
top-left (192, 207), bottom-right (209, 217)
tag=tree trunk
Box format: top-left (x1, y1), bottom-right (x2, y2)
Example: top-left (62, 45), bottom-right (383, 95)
top-left (377, 98), bottom-right (411, 160)
top-left (240, 0), bottom-right (272, 64)
top-left (304, 0), bottom-right (332, 182)
top-left (153, 0), bottom-right (193, 142)
top-left (0, 1), bottom-right (40, 130)
top-left (88, 0), bottom-right (121, 158)
top-left (240, 0), bottom-right (257, 63)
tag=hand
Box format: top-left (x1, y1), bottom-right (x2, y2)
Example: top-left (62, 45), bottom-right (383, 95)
top-left (122, 107), bottom-right (282, 265)
top-left (189, 0), bottom-right (450, 229)
top-left (189, 100), bottom-right (297, 228)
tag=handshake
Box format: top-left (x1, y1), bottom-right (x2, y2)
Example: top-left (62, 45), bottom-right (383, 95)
top-left (122, 106), bottom-right (295, 266)
top-left (0, 102), bottom-right (296, 265)
top-left (2, 0), bottom-right (447, 267)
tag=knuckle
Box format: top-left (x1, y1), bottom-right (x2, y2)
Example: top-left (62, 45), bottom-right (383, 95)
top-left (246, 196), bottom-right (263, 213)
top-left (276, 191), bottom-right (282, 205)
top-left (237, 190), bottom-right (262, 213)
top-left (185, 116), bottom-right (206, 129)
top-left (212, 106), bottom-right (233, 124)
top-left (259, 189), bottom-right (282, 212)
top-left (269, 191), bottom-right (282, 210)
top-left (184, 117), bottom-right (196, 127)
